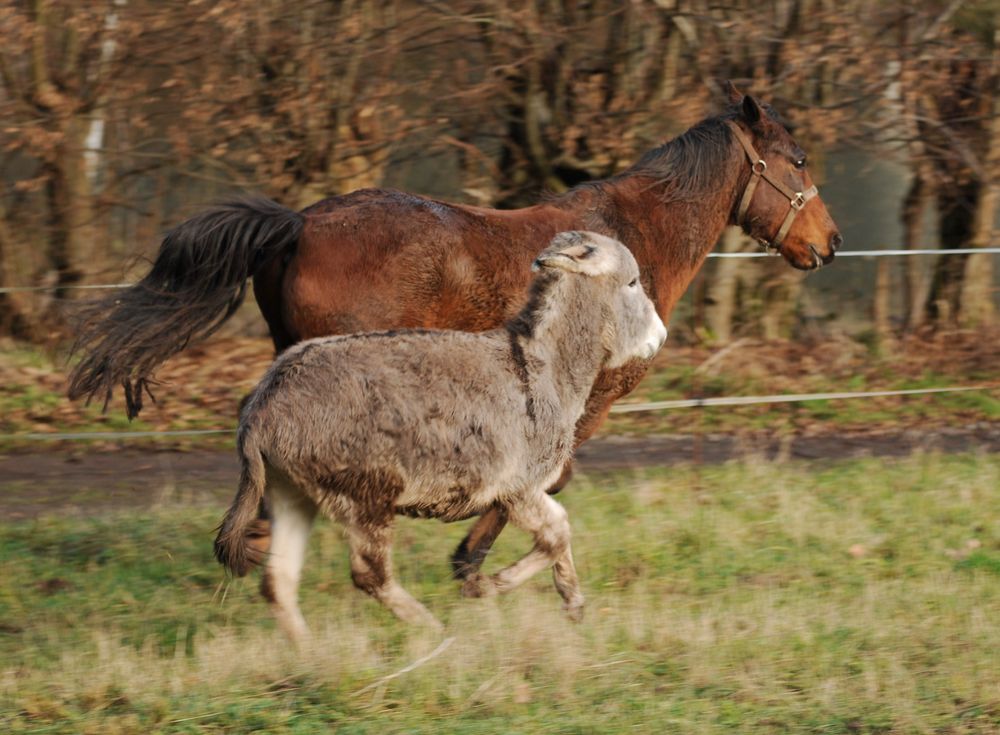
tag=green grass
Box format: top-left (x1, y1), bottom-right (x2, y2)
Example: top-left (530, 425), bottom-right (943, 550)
top-left (2, 453), bottom-right (999, 733)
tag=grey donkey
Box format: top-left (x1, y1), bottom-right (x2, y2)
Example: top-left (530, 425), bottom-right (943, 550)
top-left (214, 230), bottom-right (667, 641)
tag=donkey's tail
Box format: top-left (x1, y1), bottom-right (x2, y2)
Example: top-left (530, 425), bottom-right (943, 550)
top-left (68, 197), bottom-right (304, 419)
top-left (214, 431), bottom-right (269, 577)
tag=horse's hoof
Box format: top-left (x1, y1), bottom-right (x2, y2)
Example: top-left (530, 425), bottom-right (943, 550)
top-left (460, 574), bottom-right (497, 598)
top-left (450, 557), bottom-right (477, 582)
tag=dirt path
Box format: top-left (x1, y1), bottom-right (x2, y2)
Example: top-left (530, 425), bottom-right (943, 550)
top-left (2, 425), bottom-right (998, 520)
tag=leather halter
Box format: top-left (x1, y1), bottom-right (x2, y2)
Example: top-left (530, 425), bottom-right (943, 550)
top-left (727, 121), bottom-right (818, 249)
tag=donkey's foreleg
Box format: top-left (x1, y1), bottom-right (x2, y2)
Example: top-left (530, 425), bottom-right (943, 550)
top-left (461, 493), bottom-right (583, 619)
top-left (450, 461), bottom-right (574, 580)
top-left (552, 548), bottom-right (585, 622)
top-left (346, 522), bottom-right (442, 630)
top-left (261, 478), bottom-right (317, 645)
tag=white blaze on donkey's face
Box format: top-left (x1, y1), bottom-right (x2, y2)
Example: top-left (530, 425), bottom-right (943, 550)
top-left (534, 231), bottom-right (667, 368)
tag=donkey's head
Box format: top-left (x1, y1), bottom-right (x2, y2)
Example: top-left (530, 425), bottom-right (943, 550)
top-left (532, 231), bottom-right (667, 367)
top-left (725, 82), bottom-right (842, 270)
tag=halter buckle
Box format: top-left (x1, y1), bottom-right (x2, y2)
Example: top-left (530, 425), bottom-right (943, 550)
top-left (790, 192), bottom-right (806, 210)
top-left (751, 160), bottom-right (767, 175)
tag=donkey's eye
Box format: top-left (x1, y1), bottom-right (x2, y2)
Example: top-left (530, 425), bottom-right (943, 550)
top-left (794, 156), bottom-right (807, 170)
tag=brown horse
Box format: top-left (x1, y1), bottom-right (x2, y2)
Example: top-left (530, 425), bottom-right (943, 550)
top-left (69, 84), bottom-right (841, 580)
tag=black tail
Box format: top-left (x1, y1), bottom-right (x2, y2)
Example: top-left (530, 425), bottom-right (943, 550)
top-left (68, 197), bottom-right (303, 418)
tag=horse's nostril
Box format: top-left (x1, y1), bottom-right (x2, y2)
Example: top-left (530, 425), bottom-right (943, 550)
top-left (830, 232), bottom-right (843, 252)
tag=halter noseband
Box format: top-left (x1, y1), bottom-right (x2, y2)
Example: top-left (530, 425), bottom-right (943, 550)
top-left (726, 121), bottom-right (818, 249)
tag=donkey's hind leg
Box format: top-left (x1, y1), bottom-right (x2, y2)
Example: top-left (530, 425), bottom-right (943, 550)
top-left (261, 475), bottom-right (317, 645)
top-left (461, 492), bottom-right (584, 619)
top-left (345, 522), bottom-right (442, 630)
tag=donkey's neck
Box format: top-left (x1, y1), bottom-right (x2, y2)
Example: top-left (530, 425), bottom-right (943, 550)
top-left (558, 141), bottom-right (746, 321)
top-left (508, 278), bottom-right (609, 422)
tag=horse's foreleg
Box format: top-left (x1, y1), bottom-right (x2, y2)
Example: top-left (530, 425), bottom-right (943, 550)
top-left (450, 505), bottom-right (509, 580)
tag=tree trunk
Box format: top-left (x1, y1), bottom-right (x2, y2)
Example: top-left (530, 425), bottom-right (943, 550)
top-left (759, 262), bottom-right (801, 340)
top-left (703, 227), bottom-right (747, 343)
top-left (959, 25), bottom-right (1000, 328)
top-left (873, 257), bottom-right (894, 345)
top-left (960, 179), bottom-right (998, 327)
top-left (901, 172), bottom-right (933, 330)
top-left (20, 1), bottom-right (94, 325)
top-left (44, 133), bottom-right (91, 300)
top-left (0, 202), bottom-right (36, 340)
top-left (926, 181), bottom-right (977, 325)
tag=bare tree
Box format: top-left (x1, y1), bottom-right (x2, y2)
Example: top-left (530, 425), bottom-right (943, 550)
top-left (959, 16), bottom-right (999, 326)
top-left (0, 0), bottom-right (995, 342)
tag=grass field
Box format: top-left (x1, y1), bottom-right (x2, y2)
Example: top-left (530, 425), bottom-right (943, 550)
top-left (2, 453), bottom-right (999, 734)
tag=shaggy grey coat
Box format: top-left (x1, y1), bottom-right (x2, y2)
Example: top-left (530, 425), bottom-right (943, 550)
top-left (215, 230), bottom-right (666, 639)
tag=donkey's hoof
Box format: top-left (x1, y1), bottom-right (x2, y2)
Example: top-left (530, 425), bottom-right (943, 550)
top-left (564, 598), bottom-right (585, 623)
top-left (460, 574), bottom-right (497, 598)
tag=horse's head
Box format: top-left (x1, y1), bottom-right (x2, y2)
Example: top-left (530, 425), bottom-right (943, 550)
top-left (725, 83), bottom-right (842, 270)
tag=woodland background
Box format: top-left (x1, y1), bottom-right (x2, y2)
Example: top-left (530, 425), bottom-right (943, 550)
top-left (0, 0), bottom-right (998, 347)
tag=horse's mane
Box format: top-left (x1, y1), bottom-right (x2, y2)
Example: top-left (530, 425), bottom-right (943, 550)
top-left (575, 100), bottom-right (790, 204)
top-left (624, 112), bottom-right (740, 202)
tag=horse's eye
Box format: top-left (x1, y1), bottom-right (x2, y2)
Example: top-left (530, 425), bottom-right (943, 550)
top-left (794, 156), bottom-right (807, 170)
top-left (628, 278), bottom-right (638, 288)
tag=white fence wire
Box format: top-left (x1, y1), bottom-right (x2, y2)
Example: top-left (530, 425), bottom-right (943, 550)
top-left (610, 385), bottom-right (994, 413)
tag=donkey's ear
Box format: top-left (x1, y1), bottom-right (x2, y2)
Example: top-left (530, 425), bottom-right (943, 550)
top-left (533, 231), bottom-right (620, 276)
top-left (723, 80), bottom-right (743, 105)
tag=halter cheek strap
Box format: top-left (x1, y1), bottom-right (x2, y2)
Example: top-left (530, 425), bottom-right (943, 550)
top-left (726, 121), bottom-right (818, 249)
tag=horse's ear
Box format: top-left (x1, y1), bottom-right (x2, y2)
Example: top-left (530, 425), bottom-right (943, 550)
top-left (740, 94), bottom-right (763, 126)
top-left (723, 80), bottom-right (743, 105)
top-left (724, 80), bottom-right (763, 126)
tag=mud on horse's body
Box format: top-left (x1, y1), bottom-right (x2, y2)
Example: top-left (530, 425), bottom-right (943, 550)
top-left (70, 84), bottom-right (841, 580)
